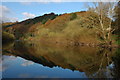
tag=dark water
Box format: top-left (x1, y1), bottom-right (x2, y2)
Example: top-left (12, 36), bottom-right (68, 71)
top-left (1, 41), bottom-right (120, 78)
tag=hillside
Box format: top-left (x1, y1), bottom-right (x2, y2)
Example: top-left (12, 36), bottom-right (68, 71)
top-left (27, 11), bottom-right (111, 46)
top-left (2, 31), bottom-right (15, 43)
top-left (4, 13), bottom-right (58, 39)
top-left (3, 11), bottom-right (117, 46)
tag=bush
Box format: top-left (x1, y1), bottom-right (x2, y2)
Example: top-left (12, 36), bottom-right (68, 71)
top-left (70, 13), bottom-right (77, 20)
top-left (2, 31), bottom-right (15, 43)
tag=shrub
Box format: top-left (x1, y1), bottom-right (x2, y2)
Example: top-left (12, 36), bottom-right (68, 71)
top-left (2, 31), bottom-right (15, 42)
top-left (70, 13), bottom-right (77, 20)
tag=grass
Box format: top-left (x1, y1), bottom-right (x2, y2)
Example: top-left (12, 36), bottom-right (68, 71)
top-left (2, 31), bottom-right (15, 43)
top-left (30, 11), bottom-right (102, 44)
top-left (4, 11), bottom-right (116, 46)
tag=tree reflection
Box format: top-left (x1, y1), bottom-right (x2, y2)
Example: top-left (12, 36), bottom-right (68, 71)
top-left (2, 41), bottom-right (118, 78)
top-left (112, 48), bottom-right (120, 78)
top-left (86, 48), bottom-right (114, 78)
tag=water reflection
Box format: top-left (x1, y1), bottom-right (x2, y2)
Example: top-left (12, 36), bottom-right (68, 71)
top-left (2, 41), bottom-right (119, 78)
top-left (21, 60), bottom-right (34, 67)
top-left (112, 48), bottom-right (120, 78)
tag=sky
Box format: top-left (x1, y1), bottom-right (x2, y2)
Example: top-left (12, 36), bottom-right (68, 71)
top-left (1, 2), bottom-right (88, 22)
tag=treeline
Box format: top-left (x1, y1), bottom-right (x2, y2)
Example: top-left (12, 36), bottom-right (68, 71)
top-left (3, 13), bottom-right (58, 39)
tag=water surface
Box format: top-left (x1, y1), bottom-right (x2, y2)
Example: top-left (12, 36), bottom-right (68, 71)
top-left (1, 41), bottom-right (120, 78)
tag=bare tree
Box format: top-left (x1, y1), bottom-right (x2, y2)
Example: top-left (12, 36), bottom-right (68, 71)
top-left (88, 2), bottom-right (116, 45)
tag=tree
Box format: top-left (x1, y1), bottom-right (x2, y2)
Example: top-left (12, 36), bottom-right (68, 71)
top-left (113, 1), bottom-right (120, 35)
top-left (88, 2), bottom-right (116, 45)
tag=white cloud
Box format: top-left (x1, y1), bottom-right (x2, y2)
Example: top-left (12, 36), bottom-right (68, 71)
top-left (10, 17), bottom-right (18, 21)
top-left (0, 5), bottom-right (10, 13)
top-left (0, 56), bottom-right (17, 72)
top-left (0, 5), bottom-right (18, 23)
top-left (0, 16), bottom-right (18, 23)
top-left (0, 5), bottom-right (10, 17)
top-left (22, 12), bottom-right (36, 19)
top-left (21, 60), bottom-right (34, 67)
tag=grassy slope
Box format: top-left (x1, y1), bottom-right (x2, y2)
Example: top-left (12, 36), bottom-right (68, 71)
top-left (5, 13), bottom-right (58, 39)
top-left (28, 11), bottom-right (111, 45)
top-left (4, 11), bottom-right (117, 45)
